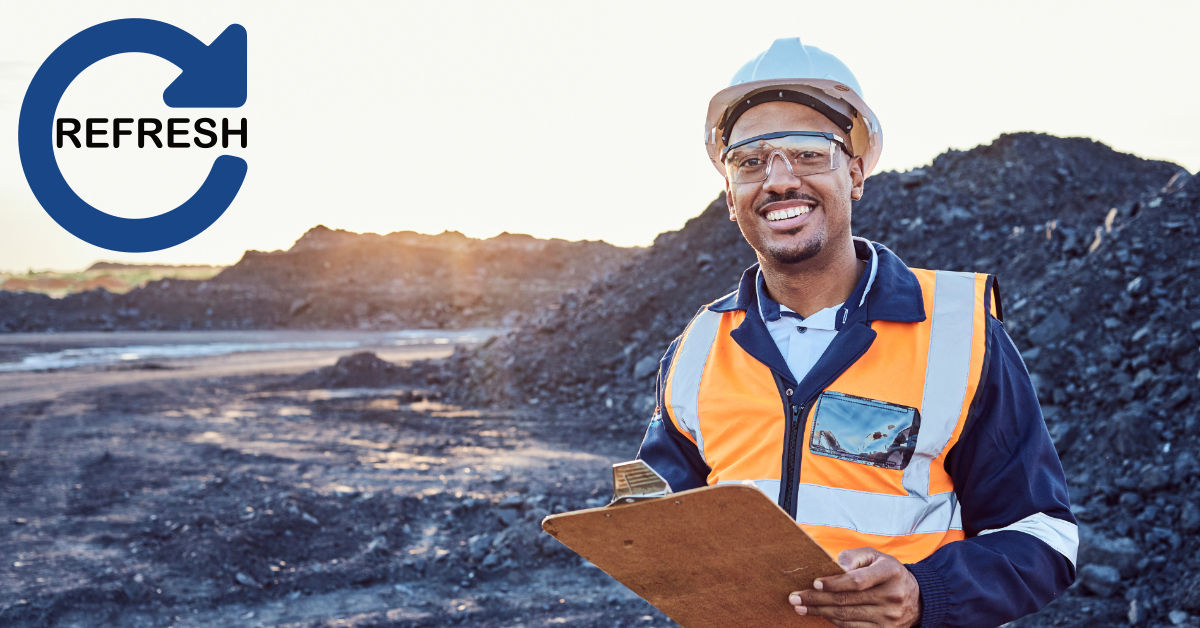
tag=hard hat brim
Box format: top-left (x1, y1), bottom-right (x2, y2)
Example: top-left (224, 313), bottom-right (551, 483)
top-left (705, 78), bottom-right (882, 179)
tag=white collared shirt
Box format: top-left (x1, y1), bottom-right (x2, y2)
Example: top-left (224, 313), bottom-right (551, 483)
top-left (763, 298), bottom-right (843, 385)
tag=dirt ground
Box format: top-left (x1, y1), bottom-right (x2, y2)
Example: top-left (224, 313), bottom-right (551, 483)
top-left (0, 350), bottom-right (673, 627)
top-left (0, 337), bottom-right (1117, 628)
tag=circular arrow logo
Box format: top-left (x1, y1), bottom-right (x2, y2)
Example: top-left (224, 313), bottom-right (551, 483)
top-left (18, 19), bottom-right (249, 253)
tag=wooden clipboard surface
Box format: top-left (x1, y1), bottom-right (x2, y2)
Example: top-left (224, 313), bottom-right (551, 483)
top-left (541, 484), bottom-right (844, 627)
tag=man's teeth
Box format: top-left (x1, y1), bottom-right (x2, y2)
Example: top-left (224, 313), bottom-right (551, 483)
top-left (765, 206), bottom-right (813, 221)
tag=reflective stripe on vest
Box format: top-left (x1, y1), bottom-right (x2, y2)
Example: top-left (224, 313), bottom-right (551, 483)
top-left (717, 479), bottom-right (963, 536)
top-left (663, 307), bottom-right (724, 462)
top-left (662, 269), bottom-right (987, 564)
top-left (905, 270), bottom-right (976, 498)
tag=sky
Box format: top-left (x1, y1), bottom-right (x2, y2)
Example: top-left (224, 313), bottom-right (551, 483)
top-left (1, 1), bottom-right (1197, 272)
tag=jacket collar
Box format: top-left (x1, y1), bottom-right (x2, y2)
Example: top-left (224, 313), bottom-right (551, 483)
top-left (708, 238), bottom-right (926, 324)
top-left (708, 239), bottom-right (926, 385)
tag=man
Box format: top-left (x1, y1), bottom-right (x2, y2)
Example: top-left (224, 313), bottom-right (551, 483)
top-left (637, 38), bottom-right (1076, 628)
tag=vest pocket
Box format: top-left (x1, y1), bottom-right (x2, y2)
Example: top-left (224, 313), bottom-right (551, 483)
top-left (808, 391), bottom-right (921, 471)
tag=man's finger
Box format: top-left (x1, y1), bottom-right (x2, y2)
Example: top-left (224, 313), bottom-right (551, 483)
top-left (790, 589), bottom-right (875, 608)
top-left (812, 620), bottom-right (877, 628)
top-left (799, 600), bottom-right (879, 623)
top-left (813, 558), bottom-right (895, 592)
top-left (809, 618), bottom-right (877, 628)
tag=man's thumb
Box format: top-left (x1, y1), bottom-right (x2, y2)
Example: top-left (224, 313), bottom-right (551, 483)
top-left (837, 547), bottom-right (880, 571)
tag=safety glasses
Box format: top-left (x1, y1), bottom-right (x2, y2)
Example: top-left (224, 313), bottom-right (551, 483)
top-left (721, 131), bottom-right (848, 184)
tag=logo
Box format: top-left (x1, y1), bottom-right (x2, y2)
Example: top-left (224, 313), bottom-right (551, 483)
top-left (18, 19), bottom-right (248, 253)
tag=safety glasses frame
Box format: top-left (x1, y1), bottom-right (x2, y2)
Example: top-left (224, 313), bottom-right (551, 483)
top-left (721, 131), bottom-right (850, 184)
top-left (721, 130), bottom-right (849, 157)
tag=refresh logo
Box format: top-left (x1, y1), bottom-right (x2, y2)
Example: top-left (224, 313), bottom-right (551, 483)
top-left (18, 19), bottom-right (248, 253)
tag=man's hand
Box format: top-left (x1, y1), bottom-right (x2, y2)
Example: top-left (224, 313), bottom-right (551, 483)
top-left (788, 547), bottom-right (921, 628)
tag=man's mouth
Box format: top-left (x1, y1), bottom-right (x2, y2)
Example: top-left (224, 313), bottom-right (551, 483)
top-left (764, 205), bottom-right (813, 221)
top-left (758, 200), bottom-right (818, 230)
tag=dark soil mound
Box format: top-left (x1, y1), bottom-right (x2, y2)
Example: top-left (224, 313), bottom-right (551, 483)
top-left (1004, 170), bottom-right (1200, 625)
top-left (287, 352), bottom-right (413, 389)
top-left (0, 228), bottom-right (636, 333)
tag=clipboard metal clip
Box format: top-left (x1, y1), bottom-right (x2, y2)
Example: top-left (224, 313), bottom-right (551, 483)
top-left (608, 460), bottom-right (673, 507)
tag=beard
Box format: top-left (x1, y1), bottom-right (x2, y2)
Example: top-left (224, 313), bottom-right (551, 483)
top-left (751, 190), bottom-right (826, 265)
top-left (763, 227), bottom-right (824, 265)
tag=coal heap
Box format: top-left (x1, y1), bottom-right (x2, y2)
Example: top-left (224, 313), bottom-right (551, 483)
top-left (446, 132), bottom-right (1198, 624)
top-left (1016, 169), bottom-right (1200, 621)
top-left (0, 228), bottom-right (636, 333)
top-left (287, 352), bottom-right (411, 389)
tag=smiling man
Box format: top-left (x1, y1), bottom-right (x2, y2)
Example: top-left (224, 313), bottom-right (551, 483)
top-left (636, 38), bottom-right (1078, 628)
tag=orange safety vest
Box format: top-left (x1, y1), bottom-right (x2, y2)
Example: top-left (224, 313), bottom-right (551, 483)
top-left (662, 268), bottom-right (997, 564)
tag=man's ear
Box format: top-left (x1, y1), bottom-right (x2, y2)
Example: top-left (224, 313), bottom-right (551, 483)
top-left (849, 156), bottom-right (865, 201)
top-left (726, 179), bottom-right (737, 221)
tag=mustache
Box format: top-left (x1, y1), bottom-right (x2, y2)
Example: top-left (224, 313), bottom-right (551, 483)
top-left (753, 190), bottom-right (820, 214)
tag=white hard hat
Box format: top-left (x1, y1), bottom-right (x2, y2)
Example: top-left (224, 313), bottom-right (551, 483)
top-left (704, 37), bottom-right (883, 179)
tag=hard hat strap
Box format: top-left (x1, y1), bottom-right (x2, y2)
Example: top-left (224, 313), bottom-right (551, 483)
top-left (718, 89), bottom-right (855, 150)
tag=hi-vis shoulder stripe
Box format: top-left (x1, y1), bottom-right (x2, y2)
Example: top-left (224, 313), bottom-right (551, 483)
top-left (903, 271), bottom-right (977, 498)
top-left (978, 512), bottom-right (1079, 565)
top-left (668, 309), bottom-right (723, 462)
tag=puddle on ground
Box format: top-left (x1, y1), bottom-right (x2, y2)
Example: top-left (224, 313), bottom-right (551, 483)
top-left (0, 329), bottom-right (502, 372)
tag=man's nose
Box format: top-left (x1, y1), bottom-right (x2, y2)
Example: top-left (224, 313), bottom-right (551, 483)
top-left (762, 152), bottom-right (804, 195)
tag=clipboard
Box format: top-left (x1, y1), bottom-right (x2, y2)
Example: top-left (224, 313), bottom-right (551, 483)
top-left (541, 461), bottom-right (845, 627)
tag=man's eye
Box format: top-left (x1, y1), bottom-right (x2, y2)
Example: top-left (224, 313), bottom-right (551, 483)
top-left (738, 157), bottom-right (764, 168)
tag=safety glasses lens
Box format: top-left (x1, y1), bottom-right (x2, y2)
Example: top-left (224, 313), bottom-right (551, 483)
top-left (725, 136), bottom-right (843, 183)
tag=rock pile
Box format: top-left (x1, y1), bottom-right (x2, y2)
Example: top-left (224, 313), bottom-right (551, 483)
top-left (1017, 169), bottom-right (1200, 625)
top-left (0, 227), bottom-right (635, 333)
top-left (285, 352), bottom-right (414, 389)
top-left (444, 132), bottom-right (1199, 624)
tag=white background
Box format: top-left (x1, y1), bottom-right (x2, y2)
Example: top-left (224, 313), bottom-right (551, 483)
top-left (1, 1), bottom-right (1197, 271)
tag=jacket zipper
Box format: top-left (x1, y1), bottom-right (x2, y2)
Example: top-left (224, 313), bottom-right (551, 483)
top-left (779, 387), bottom-right (809, 520)
top-left (771, 321), bottom-right (877, 520)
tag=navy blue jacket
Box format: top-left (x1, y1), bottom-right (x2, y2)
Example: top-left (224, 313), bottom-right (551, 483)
top-left (637, 241), bottom-right (1076, 628)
